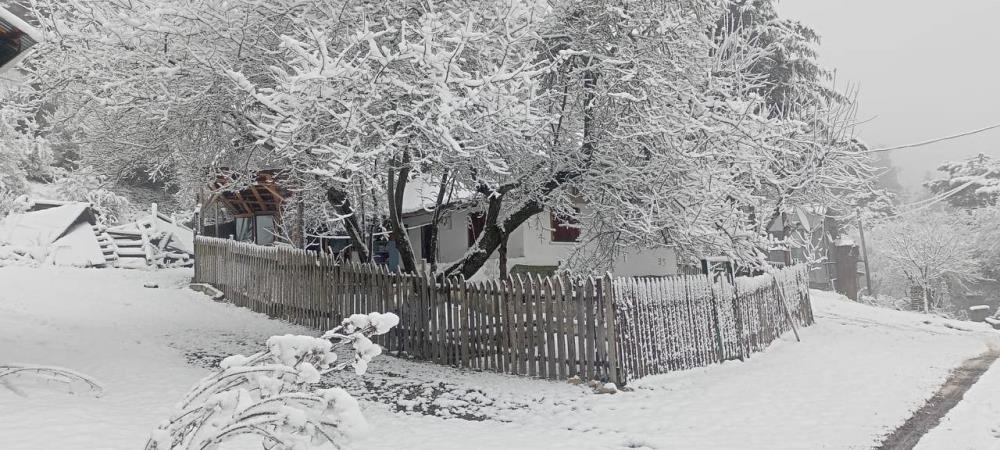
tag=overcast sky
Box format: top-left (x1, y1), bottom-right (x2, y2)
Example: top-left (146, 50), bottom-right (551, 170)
top-left (778, 0), bottom-right (1000, 190)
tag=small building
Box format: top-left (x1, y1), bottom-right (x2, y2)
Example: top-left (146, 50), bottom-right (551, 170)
top-left (199, 170), bottom-right (288, 246)
top-left (766, 210), bottom-right (864, 299)
top-left (0, 199), bottom-right (193, 268)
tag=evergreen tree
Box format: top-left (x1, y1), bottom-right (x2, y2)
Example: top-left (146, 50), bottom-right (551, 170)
top-left (925, 153), bottom-right (1000, 208)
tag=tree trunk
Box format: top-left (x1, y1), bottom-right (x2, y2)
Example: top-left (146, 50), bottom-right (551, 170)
top-left (427, 171), bottom-right (451, 274)
top-left (498, 231), bottom-right (509, 280)
top-left (441, 197), bottom-right (544, 279)
top-left (387, 153), bottom-right (417, 273)
top-left (294, 197), bottom-right (305, 249)
top-left (325, 187), bottom-right (371, 262)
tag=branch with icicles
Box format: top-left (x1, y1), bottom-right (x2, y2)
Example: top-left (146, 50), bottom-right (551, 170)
top-left (145, 312), bottom-right (399, 450)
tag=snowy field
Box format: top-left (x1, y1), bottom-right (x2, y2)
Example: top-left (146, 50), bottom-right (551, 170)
top-left (1, 267), bottom-right (996, 449)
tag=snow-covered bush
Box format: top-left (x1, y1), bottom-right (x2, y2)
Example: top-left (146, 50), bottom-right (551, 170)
top-left (146, 312), bottom-right (399, 450)
top-left (51, 167), bottom-right (135, 225)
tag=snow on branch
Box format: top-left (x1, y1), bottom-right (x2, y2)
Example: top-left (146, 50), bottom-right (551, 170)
top-left (0, 363), bottom-right (104, 397)
top-left (145, 312), bottom-right (399, 450)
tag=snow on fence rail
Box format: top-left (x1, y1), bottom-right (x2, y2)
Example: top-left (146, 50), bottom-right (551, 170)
top-left (194, 236), bottom-right (812, 385)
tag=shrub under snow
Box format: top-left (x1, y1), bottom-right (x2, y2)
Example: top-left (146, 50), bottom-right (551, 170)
top-left (145, 312), bottom-right (399, 450)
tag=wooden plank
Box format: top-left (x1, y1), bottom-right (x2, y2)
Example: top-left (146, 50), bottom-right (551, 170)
top-left (476, 279), bottom-right (486, 370)
top-left (482, 281), bottom-right (493, 372)
top-left (583, 278), bottom-right (596, 380)
top-left (514, 276), bottom-right (527, 375)
top-left (632, 277), bottom-right (647, 378)
top-left (486, 280), bottom-right (499, 372)
top-left (573, 278), bottom-right (585, 378)
top-left (594, 276), bottom-right (608, 380)
top-left (543, 278), bottom-right (557, 379)
top-left (459, 279), bottom-right (471, 368)
top-left (524, 274), bottom-right (538, 377)
top-left (420, 273), bottom-right (430, 360)
top-left (494, 280), bottom-right (509, 373)
top-left (444, 279), bottom-right (455, 366)
top-left (553, 277), bottom-right (568, 380)
top-left (491, 281), bottom-right (500, 371)
top-left (603, 273), bottom-right (621, 385)
top-left (559, 277), bottom-right (576, 378)
top-left (467, 279), bottom-right (479, 370)
top-left (478, 279), bottom-right (488, 370)
top-left (434, 274), bottom-right (446, 365)
top-left (650, 277), bottom-right (666, 374)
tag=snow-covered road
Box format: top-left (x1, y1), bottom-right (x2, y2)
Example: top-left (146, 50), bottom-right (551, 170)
top-left (917, 347), bottom-right (1000, 449)
top-left (0, 267), bottom-right (995, 449)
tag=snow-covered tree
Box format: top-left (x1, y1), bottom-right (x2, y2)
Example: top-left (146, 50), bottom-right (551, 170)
top-left (147, 312), bottom-right (399, 450)
top-left (22, 0), bottom-right (291, 208)
top-left (867, 212), bottom-right (985, 312)
top-left (925, 153), bottom-right (1000, 209)
top-left (712, 0), bottom-right (844, 118)
top-left (18, 0), bottom-right (878, 278)
top-left (231, 0), bottom-right (550, 271)
top-left (0, 83), bottom-right (47, 216)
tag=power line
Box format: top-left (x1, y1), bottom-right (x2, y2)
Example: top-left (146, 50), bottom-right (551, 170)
top-left (863, 122), bottom-right (1000, 154)
top-left (881, 179), bottom-right (977, 219)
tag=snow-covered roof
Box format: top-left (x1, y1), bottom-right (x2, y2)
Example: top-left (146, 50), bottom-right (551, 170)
top-left (833, 237), bottom-right (857, 247)
top-left (0, 202), bottom-right (93, 247)
top-left (49, 221), bottom-right (106, 267)
top-left (401, 176), bottom-right (476, 215)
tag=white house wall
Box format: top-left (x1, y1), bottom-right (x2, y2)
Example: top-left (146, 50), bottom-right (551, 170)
top-left (518, 214), bottom-right (677, 277)
top-left (403, 209), bottom-right (678, 278)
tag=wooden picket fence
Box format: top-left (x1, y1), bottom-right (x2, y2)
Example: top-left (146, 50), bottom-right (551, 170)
top-left (193, 236), bottom-right (812, 385)
top-left (612, 265), bottom-right (814, 381)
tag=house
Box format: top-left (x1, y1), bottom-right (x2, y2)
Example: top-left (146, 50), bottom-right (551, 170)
top-left (200, 173), bottom-right (679, 278)
top-left (0, 5), bottom-right (40, 74)
top-left (400, 181), bottom-right (679, 278)
top-left (199, 170), bottom-right (288, 246)
top-left (766, 209), bottom-right (865, 299)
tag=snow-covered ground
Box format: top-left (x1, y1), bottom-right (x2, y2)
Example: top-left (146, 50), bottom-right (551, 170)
top-left (1, 267), bottom-right (996, 449)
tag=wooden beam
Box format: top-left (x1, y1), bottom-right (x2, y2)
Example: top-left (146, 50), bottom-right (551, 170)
top-left (250, 185), bottom-right (268, 210)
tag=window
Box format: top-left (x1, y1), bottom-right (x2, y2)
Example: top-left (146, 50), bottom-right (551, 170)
top-left (467, 212), bottom-right (486, 247)
top-left (255, 215), bottom-right (275, 245)
top-left (421, 224), bottom-right (435, 262)
top-left (234, 215), bottom-right (276, 245)
top-left (234, 217), bottom-right (254, 242)
top-left (551, 209), bottom-right (581, 243)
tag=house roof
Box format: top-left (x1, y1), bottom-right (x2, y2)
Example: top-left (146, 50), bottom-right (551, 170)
top-left (401, 176), bottom-right (476, 216)
top-left (210, 170), bottom-right (289, 216)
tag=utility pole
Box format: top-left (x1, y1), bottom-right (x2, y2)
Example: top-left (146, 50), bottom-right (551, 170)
top-left (857, 208), bottom-right (873, 296)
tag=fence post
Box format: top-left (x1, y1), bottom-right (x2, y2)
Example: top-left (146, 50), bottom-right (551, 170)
top-left (773, 276), bottom-right (801, 342)
top-left (708, 277), bottom-right (726, 362)
top-left (602, 273), bottom-right (623, 386)
top-left (193, 237), bottom-right (200, 283)
top-left (731, 282), bottom-right (746, 361)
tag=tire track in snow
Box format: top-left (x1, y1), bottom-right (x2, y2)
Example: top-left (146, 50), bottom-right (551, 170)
top-left (876, 343), bottom-right (1000, 450)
